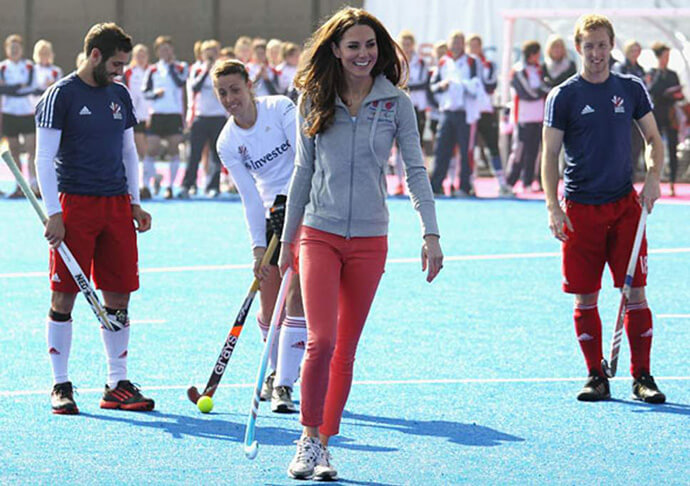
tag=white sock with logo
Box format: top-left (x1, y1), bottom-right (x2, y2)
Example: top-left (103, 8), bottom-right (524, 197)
top-left (101, 326), bottom-right (130, 389)
top-left (275, 316), bottom-right (307, 388)
top-left (47, 319), bottom-right (72, 384)
top-left (169, 155), bottom-right (180, 188)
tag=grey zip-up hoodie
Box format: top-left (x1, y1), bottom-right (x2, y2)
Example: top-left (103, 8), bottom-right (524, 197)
top-left (282, 75), bottom-right (439, 243)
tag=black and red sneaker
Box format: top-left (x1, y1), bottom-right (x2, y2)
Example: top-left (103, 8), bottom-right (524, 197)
top-left (100, 380), bottom-right (155, 411)
top-left (51, 381), bottom-right (79, 415)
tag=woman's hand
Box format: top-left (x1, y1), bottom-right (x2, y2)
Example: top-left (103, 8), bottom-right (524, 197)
top-left (421, 234), bottom-right (443, 283)
top-left (252, 246), bottom-right (270, 281)
top-left (277, 242), bottom-right (294, 277)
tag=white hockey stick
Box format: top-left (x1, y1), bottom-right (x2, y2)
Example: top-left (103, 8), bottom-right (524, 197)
top-left (601, 205), bottom-right (648, 378)
top-left (244, 267), bottom-right (294, 459)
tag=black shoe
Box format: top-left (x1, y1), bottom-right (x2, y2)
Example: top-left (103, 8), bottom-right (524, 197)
top-left (164, 187), bottom-right (173, 200)
top-left (100, 380), bottom-right (155, 411)
top-left (632, 373), bottom-right (666, 404)
top-left (51, 381), bottom-right (79, 415)
top-left (139, 187), bottom-right (152, 200)
top-left (577, 371), bottom-right (611, 402)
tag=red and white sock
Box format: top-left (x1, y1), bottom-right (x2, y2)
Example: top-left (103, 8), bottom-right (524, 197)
top-left (624, 300), bottom-right (653, 378)
top-left (101, 326), bottom-right (130, 389)
top-left (275, 316), bottom-right (307, 388)
top-left (574, 303), bottom-right (603, 375)
top-left (47, 319), bottom-right (72, 384)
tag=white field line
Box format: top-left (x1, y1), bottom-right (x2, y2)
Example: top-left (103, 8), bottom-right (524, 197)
top-left (3, 247), bottom-right (690, 279)
top-left (657, 314), bottom-right (690, 319)
top-left (2, 376), bottom-right (690, 398)
top-left (130, 319), bottom-right (167, 325)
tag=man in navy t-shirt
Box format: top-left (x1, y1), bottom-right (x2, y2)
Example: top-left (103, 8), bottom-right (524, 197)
top-left (542, 14), bottom-right (666, 404)
top-left (34, 23), bottom-right (154, 414)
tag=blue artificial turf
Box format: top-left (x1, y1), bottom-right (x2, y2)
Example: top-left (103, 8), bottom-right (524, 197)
top-left (1, 193), bottom-right (688, 485)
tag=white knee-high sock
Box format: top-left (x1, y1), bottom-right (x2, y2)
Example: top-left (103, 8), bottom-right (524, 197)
top-left (142, 156), bottom-right (156, 189)
top-left (169, 155), bottom-right (180, 188)
top-left (275, 316), bottom-right (307, 388)
top-left (101, 325), bottom-right (130, 389)
top-left (47, 319), bottom-right (72, 384)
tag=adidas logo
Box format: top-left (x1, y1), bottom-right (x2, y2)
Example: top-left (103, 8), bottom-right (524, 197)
top-left (79, 106), bottom-right (92, 116)
top-left (48, 347), bottom-right (61, 355)
top-left (580, 105), bottom-right (595, 115)
top-left (51, 273), bottom-right (61, 283)
top-left (291, 341), bottom-right (306, 350)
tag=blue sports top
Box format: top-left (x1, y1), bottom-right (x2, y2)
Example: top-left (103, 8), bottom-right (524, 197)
top-left (544, 72), bottom-right (652, 205)
top-left (35, 72), bottom-right (137, 196)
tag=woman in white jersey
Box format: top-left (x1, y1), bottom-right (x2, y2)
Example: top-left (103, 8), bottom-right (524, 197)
top-left (31, 40), bottom-right (63, 107)
top-left (123, 44), bottom-right (152, 199)
top-left (213, 60), bottom-right (306, 413)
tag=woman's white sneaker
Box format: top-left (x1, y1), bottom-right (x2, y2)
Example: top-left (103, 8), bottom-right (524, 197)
top-left (314, 445), bottom-right (338, 481)
top-left (287, 436), bottom-right (321, 480)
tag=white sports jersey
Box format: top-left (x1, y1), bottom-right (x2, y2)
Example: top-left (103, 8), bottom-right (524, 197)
top-left (275, 62), bottom-right (297, 95)
top-left (142, 60), bottom-right (188, 115)
top-left (31, 64), bottom-right (63, 108)
top-left (407, 53), bottom-right (429, 110)
top-left (188, 62), bottom-right (226, 118)
top-left (0, 59), bottom-right (36, 115)
top-left (216, 95), bottom-right (297, 248)
top-left (124, 64), bottom-right (150, 122)
top-left (247, 62), bottom-right (276, 97)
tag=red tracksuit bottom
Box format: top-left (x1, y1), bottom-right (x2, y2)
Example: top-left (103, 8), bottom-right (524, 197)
top-left (298, 226), bottom-right (387, 436)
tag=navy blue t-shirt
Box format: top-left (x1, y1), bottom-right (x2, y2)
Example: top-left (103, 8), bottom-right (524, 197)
top-left (35, 72), bottom-right (137, 196)
top-left (544, 72), bottom-right (652, 204)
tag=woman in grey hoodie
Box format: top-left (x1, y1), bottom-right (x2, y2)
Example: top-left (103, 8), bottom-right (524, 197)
top-left (277, 6), bottom-right (443, 481)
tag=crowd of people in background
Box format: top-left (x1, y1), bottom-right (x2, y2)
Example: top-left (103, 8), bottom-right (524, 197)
top-left (0, 28), bottom-right (688, 200)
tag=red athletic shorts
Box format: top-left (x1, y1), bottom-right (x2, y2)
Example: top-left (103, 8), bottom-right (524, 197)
top-left (562, 190), bottom-right (647, 294)
top-left (49, 194), bottom-right (139, 293)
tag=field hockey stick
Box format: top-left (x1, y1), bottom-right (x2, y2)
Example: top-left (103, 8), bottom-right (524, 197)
top-left (187, 235), bottom-right (279, 404)
top-left (244, 267), bottom-right (293, 460)
top-left (601, 205), bottom-right (648, 378)
top-left (1, 150), bottom-right (118, 331)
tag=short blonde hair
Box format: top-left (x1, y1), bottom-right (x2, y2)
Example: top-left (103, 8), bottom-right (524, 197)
top-left (624, 39), bottom-right (641, 57)
top-left (398, 29), bottom-right (416, 45)
top-left (545, 35), bottom-right (566, 58)
top-left (154, 35), bottom-right (173, 52)
top-left (33, 39), bottom-right (53, 64)
top-left (201, 39), bottom-right (220, 52)
top-left (574, 14), bottom-right (614, 47)
top-left (5, 34), bottom-right (22, 50)
top-left (466, 33), bottom-right (482, 46)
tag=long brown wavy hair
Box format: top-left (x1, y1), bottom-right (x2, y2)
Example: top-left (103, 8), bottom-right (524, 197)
top-left (294, 7), bottom-right (407, 137)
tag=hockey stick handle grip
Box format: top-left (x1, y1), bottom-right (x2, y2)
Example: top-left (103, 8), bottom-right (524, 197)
top-left (1, 150), bottom-right (48, 224)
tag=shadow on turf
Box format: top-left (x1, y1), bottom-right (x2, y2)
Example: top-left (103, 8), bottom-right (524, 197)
top-left (340, 410), bottom-right (524, 447)
top-left (78, 411), bottom-right (395, 452)
top-left (608, 398), bottom-right (690, 416)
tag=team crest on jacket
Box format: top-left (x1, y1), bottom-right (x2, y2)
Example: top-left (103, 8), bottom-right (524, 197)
top-left (110, 101), bottom-right (123, 120)
top-left (611, 95), bottom-right (625, 113)
top-left (368, 99), bottom-right (396, 123)
top-left (238, 145), bottom-right (250, 163)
